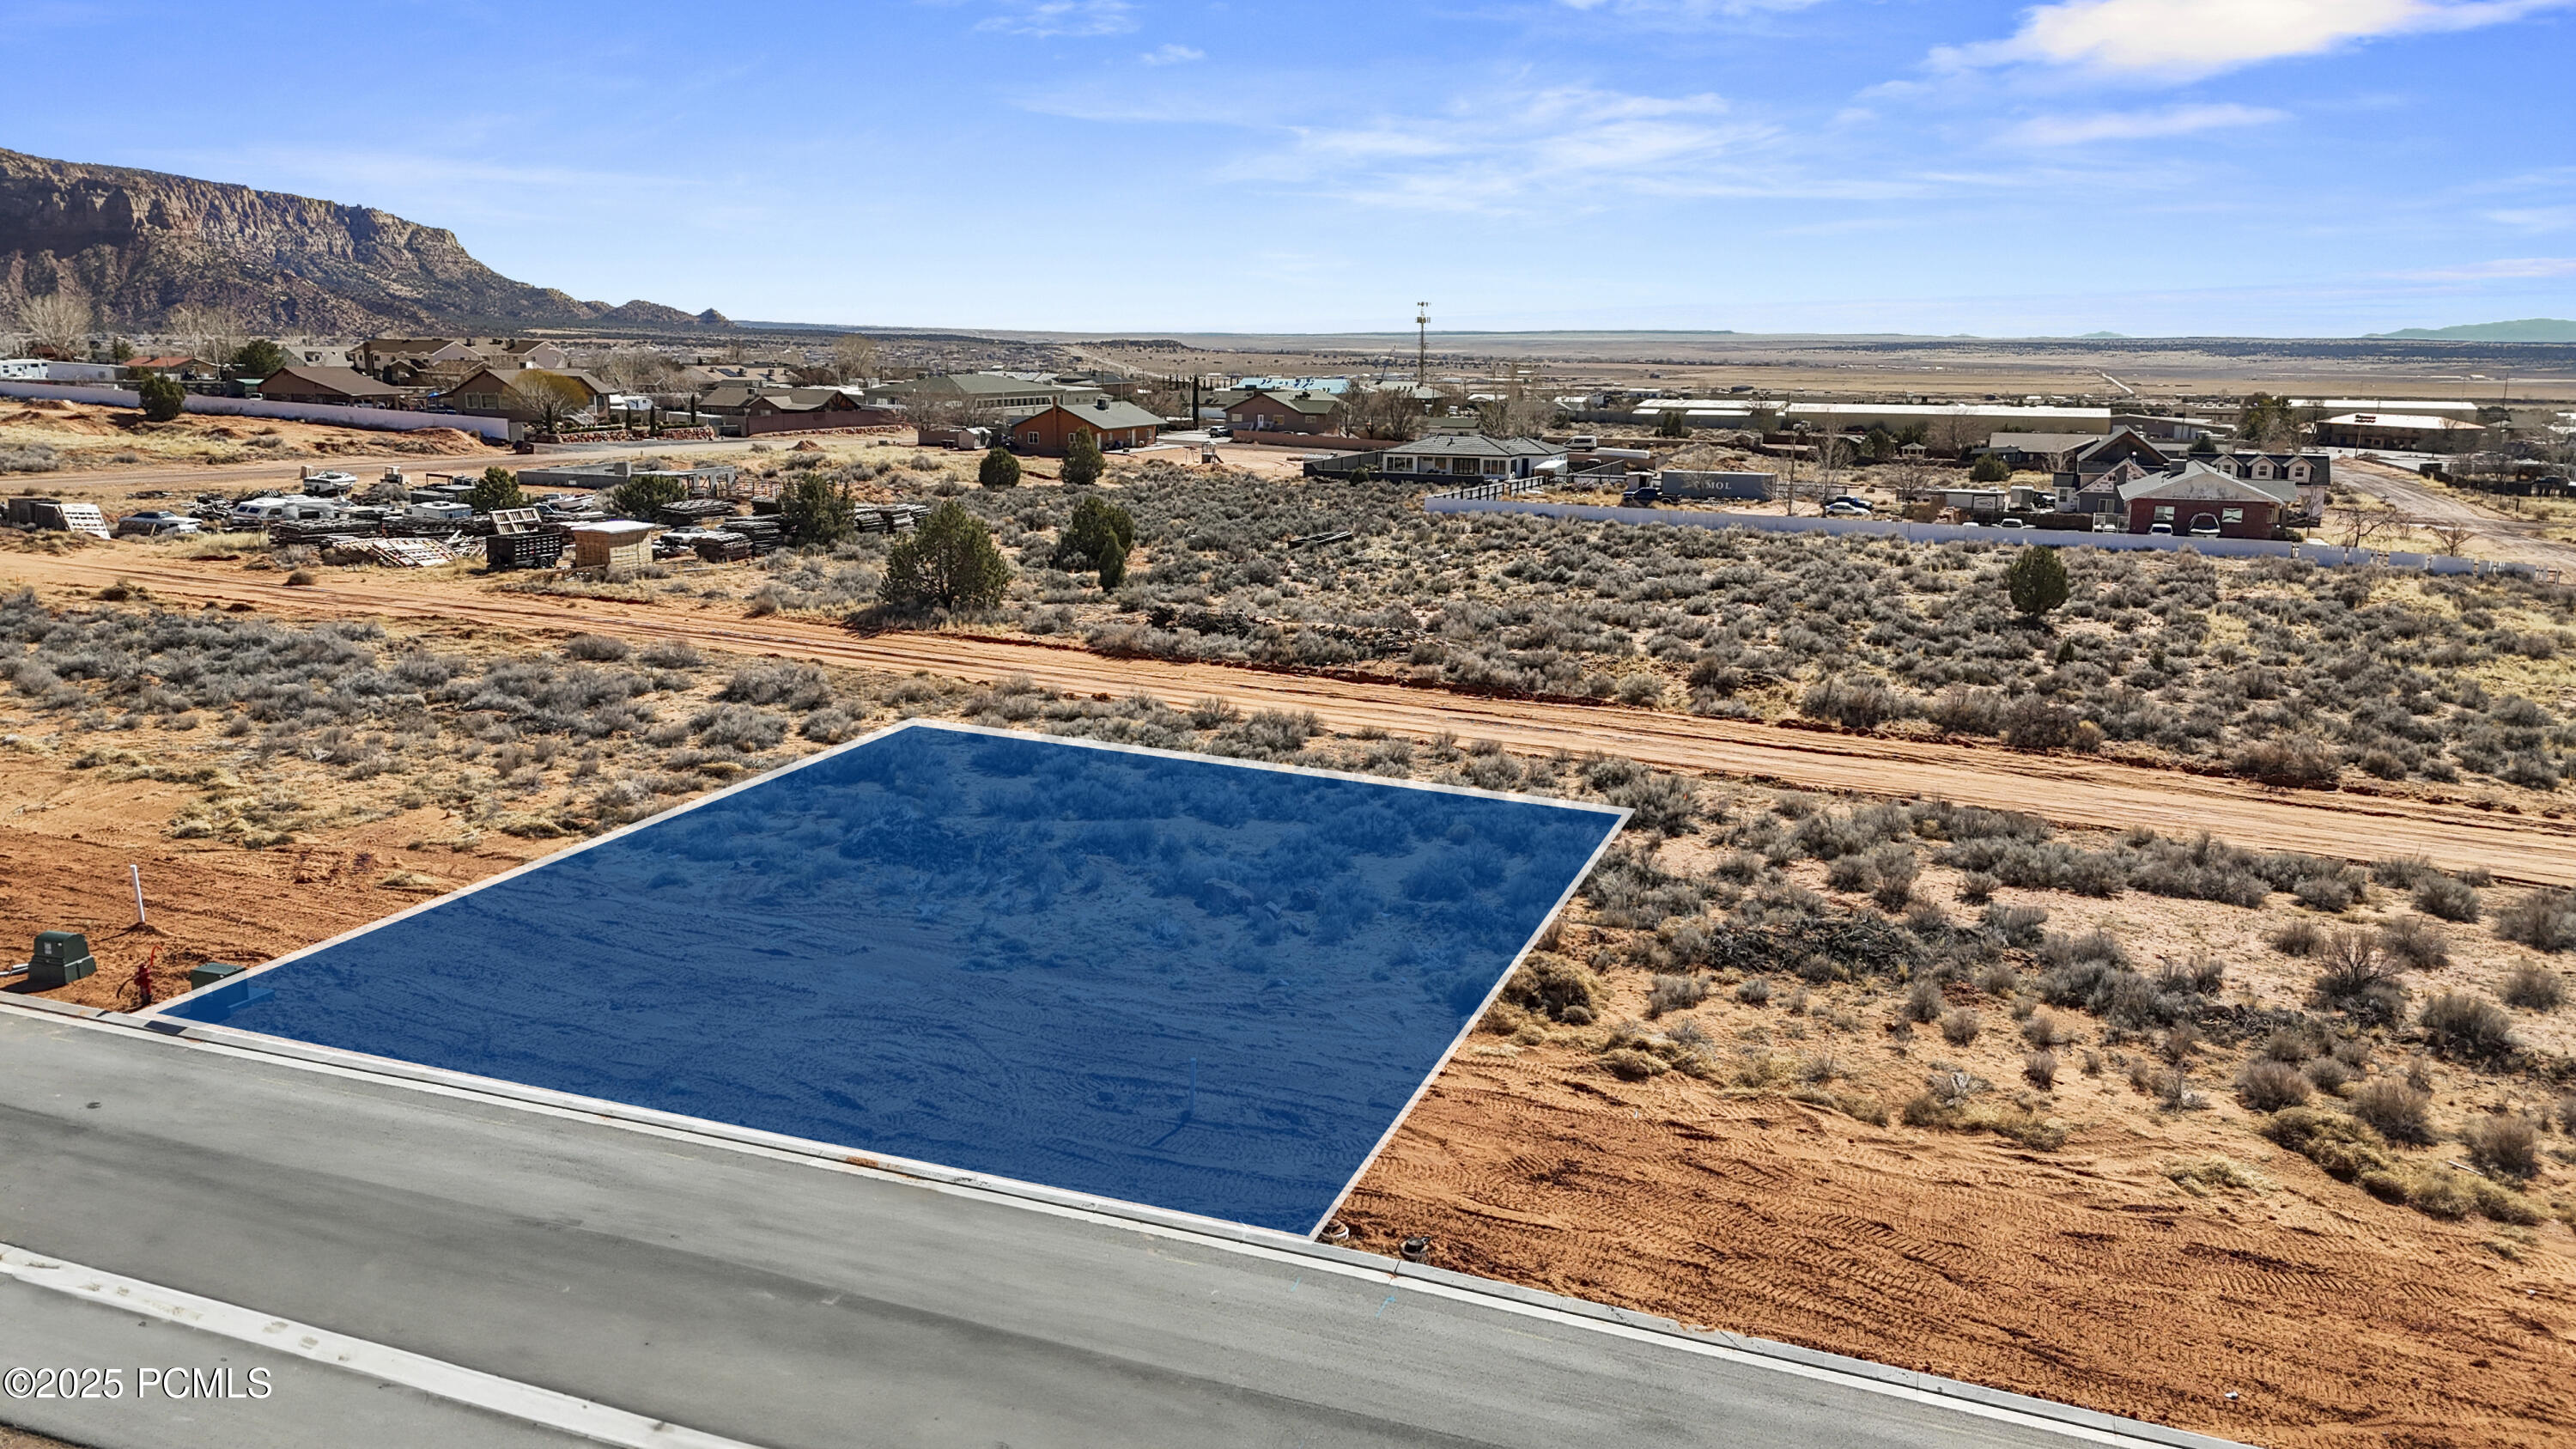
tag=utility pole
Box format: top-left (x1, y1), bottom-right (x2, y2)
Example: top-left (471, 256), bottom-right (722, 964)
top-left (1415, 302), bottom-right (1428, 387)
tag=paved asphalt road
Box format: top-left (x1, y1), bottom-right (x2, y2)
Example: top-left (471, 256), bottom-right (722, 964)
top-left (0, 1006), bottom-right (2237, 1449)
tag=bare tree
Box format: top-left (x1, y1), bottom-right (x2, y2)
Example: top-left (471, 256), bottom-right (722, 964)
top-left (1344, 385), bottom-right (1425, 442)
top-left (1883, 457), bottom-right (1941, 506)
top-left (18, 290), bottom-right (93, 356)
top-left (507, 371), bottom-right (598, 436)
top-left (2324, 500), bottom-right (2403, 551)
top-left (2427, 518), bottom-right (2477, 557)
top-left (827, 333), bottom-right (879, 386)
top-left (161, 303), bottom-right (246, 368)
top-left (588, 348), bottom-right (681, 393)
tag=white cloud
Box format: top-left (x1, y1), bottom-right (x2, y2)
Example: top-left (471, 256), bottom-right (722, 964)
top-left (1935, 0), bottom-right (2568, 79)
top-left (975, 0), bottom-right (1135, 38)
top-left (2003, 102), bottom-right (2286, 145)
top-left (1218, 86), bottom-right (1914, 211)
top-left (1139, 43), bottom-right (1203, 64)
top-left (1555, 0), bottom-right (1825, 15)
top-left (2484, 206), bottom-right (2576, 231)
top-left (2401, 256), bottom-right (2576, 279)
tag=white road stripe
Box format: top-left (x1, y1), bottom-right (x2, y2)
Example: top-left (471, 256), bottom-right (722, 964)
top-left (0, 1243), bottom-right (766, 1449)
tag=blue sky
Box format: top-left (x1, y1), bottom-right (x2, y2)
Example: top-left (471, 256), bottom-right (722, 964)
top-left (7, 0), bottom-right (2573, 335)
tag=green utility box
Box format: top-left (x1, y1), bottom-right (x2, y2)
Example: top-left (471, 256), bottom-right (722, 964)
top-left (28, 931), bottom-right (96, 989)
top-left (187, 961), bottom-right (246, 991)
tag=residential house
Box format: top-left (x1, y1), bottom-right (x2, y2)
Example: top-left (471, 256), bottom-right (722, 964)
top-left (2193, 445), bottom-right (2330, 521)
top-left (432, 367), bottom-right (613, 421)
top-left (2314, 412), bottom-right (2486, 450)
top-left (486, 340), bottom-right (569, 370)
top-left (1376, 432), bottom-right (1564, 480)
top-left (740, 389), bottom-right (902, 435)
top-left (2119, 462), bottom-right (2282, 538)
top-left (1224, 389), bottom-right (1343, 435)
top-left (1983, 432), bottom-right (2114, 473)
top-left (871, 373), bottom-right (1106, 420)
top-left (122, 356), bottom-right (222, 381)
top-left (355, 338), bottom-right (483, 377)
top-left (1010, 398), bottom-right (1165, 454)
top-left (254, 366), bottom-right (407, 406)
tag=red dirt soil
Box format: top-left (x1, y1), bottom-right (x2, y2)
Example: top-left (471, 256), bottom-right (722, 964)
top-left (8, 548), bottom-right (2576, 882)
top-left (1342, 1050), bottom-right (2576, 1449)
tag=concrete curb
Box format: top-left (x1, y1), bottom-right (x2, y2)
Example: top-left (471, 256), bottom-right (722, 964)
top-left (2, 995), bottom-right (2251, 1449)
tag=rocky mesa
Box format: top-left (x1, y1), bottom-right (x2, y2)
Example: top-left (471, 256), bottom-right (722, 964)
top-left (0, 147), bottom-right (719, 332)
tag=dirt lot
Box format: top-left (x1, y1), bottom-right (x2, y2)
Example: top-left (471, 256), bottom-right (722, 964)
top-left (9, 543), bottom-right (2576, 884)
top-left (0, 399), bottom-right (498, 479)
top-left (4, 582), bottom-right (2576, 1449)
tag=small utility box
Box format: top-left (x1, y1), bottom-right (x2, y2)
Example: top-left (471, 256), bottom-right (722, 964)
top-left (28, 931), bottom-right (96, 989)
top-left (187, 961), bottom-right (247, 991)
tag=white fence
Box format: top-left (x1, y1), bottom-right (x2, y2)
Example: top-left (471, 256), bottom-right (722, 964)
top-left (1425, 496), bottom-right (2553, 581)
top-left (0, 381), bottom-right (515, 441)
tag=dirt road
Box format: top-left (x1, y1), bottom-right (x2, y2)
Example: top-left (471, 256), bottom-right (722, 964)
top-left (11, 545), bottom-right (2576, 881)
top-left (2336, 456), bottom-right (2576, 571)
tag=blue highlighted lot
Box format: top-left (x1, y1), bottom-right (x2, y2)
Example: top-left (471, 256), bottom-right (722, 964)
top-left (163, 721), bottom-right (1625, 1233)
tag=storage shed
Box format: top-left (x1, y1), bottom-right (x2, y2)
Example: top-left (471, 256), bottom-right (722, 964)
top-left (569, 520), bottom-right (659, 571)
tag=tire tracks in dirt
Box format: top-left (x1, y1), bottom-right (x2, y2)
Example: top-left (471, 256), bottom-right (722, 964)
top-left (12, 547), bottom-right (2576, 882)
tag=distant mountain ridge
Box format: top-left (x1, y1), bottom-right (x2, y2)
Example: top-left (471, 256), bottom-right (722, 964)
top-left (0, 147), bottom-right (720, 333)
top-left (2370, 319), bottom-right (2576, 342)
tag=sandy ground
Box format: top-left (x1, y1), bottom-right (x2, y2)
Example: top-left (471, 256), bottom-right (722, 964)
top-left (8, 546), bottom-right (2576, 883)
top-left (2335, 458), bottom-right (2576, 572)
top-left (0, 399), bottom-right (498, 481)
top-left (5, 584), bottom-right (2575, 1449)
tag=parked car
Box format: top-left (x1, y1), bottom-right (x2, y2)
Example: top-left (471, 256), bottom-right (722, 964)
top-left (2189, 520), bottom-right (2221, 538)
top-left (1993, 517), bottom-right (2030, 530)
top-left (299, 471), bottom-right (358, 496)
top-left (113, 510), bottom-right (201, 539)
top-left (1826, 495), bottom-right (1873, 513)
top-left (2092, 520), bottom-right (2122, 533)
top-left (1206, 425), bottom-right (1232, 440)
top-left (1823, 501), bottom-right (1869, 518)
top-left (2148, 521), bottom-right (2174, 536)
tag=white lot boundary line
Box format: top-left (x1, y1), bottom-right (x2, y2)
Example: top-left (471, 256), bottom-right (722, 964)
top-left (136, 715), bottom-right (1628, 1013)
top-left (7, 1002), bottom-right (2245, 1449)
top-left (0, 1242), bottom-right (763, 1449)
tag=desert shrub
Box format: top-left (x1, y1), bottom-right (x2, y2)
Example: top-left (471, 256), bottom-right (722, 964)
top-left (2349, 1078), bottom-right (2436, 1143)
top-left (799, 706), bottom-right (856, 743)
top-left (2290, 875), bottom-right (2356, 913)
top-left (1955, 870), bottom-right (1998, 904)
top-left (2371, 855), bottom-right (2437, 890)
top-left (1501, 953), bottom-right (1599, 1023)
top-left (2262, 1105), bottom-right (2395, 1180)
top-left (2413, 874), bottom-right (2482, 922)
top-left (2269, 918), bottom-right (2324, 955)
top-left (636, 639), bottom-right (703, 669)
top-left (718, 663), bottom-right (832, 710)
top-left (1924, 685), bottom-right (2002, 735)
top-left (1053, 495), bottom-right (1136, 588)
top-left (2501, 963), bottom-right (2566, 1012)
top-left (2376, 915), bottom-right (2450, 971)
top-left (137, 373), bottom-right (186, 422)
top-left (2020, 1009), bottom-right (2075, 1048)
top-left (1060, 430), bottom-right (1105, 488)
top-left (2494, 888), bottom-right (2576, 952)
top-left (1645, 973), bottom-right (1709, 1018)
top-left (1603, 770), bottom-right (1700, 835)
top-left (2312, 930), bottom-right (2408, 1024)
top-left (690, 703), bottom-right (787, 752)
top-left (1735, 976), bottom-right (1772, 1005)
top-left (2004, 545), bottom-right (2069, 619)
top-left (2023, 1050), bottom-right (2059, 1087)
top-left (1981, 901), bottom-right (2050, 947)
top-left (2463, 1116), bottom-right (2539, 1180)
top-left (1940, 1006), bottom-right (1981, 1046)
top-left (1999, 695), bottom-right (2082, 751)
top-left (978, 446), bottom-right (1021, 489)
top-left (1601, 1048), bottom-right (1668, 1081)
top-left (2235, 736), bottom-right (2340, 788)
top-left (2418, 992), bottom-right (2516, 1062)
top-left (563, 632), bottom-right (630, 662)
top-left (1901, 977), bottom-right (1944, 1023)
top-left (880, 501), bottom-right (1012, 611)
top-left (2304, 1056), bottom-right (2353, 1093)
top-left (2236, 1058), bottom-right (2312, 1111)
top-left (1826, 855), bottom-right (1874, 892)
top-left (1800, 675), bottom-right (1907, 730)
top-left (1868, 844), bottom-right (1919, 911)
